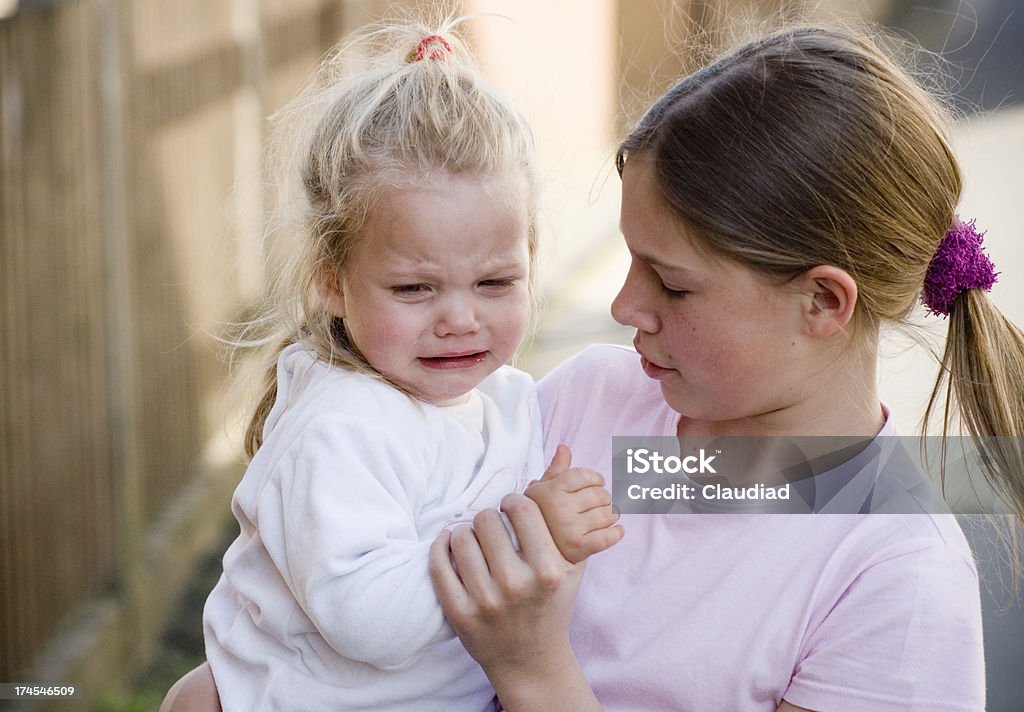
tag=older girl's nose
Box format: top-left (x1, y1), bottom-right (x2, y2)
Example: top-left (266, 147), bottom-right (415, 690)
top-left (611, 261), bottom-right (660, 333)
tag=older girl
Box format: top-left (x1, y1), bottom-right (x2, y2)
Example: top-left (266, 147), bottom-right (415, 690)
top-left (432, 25), bottom-right (1024, 711)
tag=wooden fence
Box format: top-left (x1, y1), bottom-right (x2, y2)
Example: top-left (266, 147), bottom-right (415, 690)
top-left (0, 0), bottom-right (378, 706)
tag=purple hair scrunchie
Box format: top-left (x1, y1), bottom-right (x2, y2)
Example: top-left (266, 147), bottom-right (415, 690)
top-left (921, 217), bottom-right (999, 317)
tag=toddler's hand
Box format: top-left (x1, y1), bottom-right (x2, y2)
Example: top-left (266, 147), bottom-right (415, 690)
top-left (525, 444), bottom-right (624, 564)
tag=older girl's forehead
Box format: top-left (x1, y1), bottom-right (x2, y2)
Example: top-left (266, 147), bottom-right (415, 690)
top-left (620, 159), bottom-right (744, 276)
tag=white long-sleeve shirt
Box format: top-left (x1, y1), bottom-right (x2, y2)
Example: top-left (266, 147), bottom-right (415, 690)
top-left (204, 342), bottom-right (544, 711)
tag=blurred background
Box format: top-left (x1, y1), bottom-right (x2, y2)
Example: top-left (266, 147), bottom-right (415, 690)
top-left (1, 0), bottom-right (1022, 709)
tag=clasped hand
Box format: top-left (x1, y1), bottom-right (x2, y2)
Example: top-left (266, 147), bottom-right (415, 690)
top-left (429, 445), bottom-right (623, 676)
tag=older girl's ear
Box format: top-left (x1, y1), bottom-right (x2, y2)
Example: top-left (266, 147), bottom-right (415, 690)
top-left (315, 268), bottom-right (347, 318)
top-left (794, 265), bottom-right (858, 338)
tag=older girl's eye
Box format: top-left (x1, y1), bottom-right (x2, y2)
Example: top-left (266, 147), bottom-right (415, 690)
top-left (661, 283), bottom-right (689, 298)
top-left (479, 278), bottom-right (516, 290)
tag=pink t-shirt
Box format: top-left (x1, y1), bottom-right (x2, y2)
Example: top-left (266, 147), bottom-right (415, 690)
top-left (538, 344), bottom-right (984, 711)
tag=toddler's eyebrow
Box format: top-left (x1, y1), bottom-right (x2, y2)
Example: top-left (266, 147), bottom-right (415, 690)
top-left (384, 256), bottom-right (526, 280)
top-left (384, 261), bottom-right (443, 279)
top-left (481, 258), bottom-right (528, 273)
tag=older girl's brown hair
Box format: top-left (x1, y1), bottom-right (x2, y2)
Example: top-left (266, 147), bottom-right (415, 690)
top-left (616, 26), bottom-right (1024, 518)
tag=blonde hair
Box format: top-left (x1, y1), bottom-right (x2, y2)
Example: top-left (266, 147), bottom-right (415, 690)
top-left (236, 14), bottom-right (537, 458)
top-left (617, 26), bottom-right (1024, 519)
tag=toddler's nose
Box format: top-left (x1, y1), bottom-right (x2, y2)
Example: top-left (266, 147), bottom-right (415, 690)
top-left (435, 295), bottom-right (480, 336)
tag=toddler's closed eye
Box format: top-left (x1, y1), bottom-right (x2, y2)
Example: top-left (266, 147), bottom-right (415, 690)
top-left (391, 283), bottom-right (431, 295)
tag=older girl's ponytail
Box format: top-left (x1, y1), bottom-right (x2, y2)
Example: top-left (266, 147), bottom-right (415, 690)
top-left (925, 269), bottom-right (1024, 518)
top-left (921, 217), bottom-right (1024, 518)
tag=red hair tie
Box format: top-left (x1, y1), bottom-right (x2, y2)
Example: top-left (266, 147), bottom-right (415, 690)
top-left (414, 34), bottom-right (452, 61)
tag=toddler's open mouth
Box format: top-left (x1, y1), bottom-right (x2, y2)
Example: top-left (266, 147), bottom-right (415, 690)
top-left (419, 352), bottom-right (488, 369)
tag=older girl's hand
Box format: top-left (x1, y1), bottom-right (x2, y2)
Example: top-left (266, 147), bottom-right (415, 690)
top-left (430, 493), bottom-right (599, 709)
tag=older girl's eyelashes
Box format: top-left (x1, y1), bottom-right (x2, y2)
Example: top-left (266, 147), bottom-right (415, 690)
top-left (631, 255), bottom-right (692, 298)
top-left (650, 267), bottom-right (690, 297)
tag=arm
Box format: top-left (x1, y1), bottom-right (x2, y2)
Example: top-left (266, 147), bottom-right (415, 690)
top-left (261, 415), bottom-right (451, 669)
top-left (525, 444), bottom-right (623, 563)
top-left (429, 492), bottom-right (860, 712)
top-left (430, 494), bottom-right (602, 712)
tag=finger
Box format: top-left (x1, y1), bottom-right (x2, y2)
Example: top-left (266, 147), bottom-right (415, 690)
top-left (527, 483), bottom-right (609, 516)
top-left (500, 493), bottom-right (562, 564)
top-left (530, 470), bottom-right (605, 497)
top-left (540, 444), bottom-right (572, 481)
top-left (472, 508), bottom-right (523, 570)
top-left (575, 503), bottom-right (621, 531)
top-left (448, 523), bottom-right (497, 602)
top-left (468, 512), bottom-right (524, 590)
top-left (549, 467), bottom-right (606, 492)
top-left (577, 524), bottom-right (626, 558)
top-left (581, 485), bottom-right (613, 511)
top-left (578, 485), bottom-right (612, 511)
top-left (429, 530), bottom-right (469, 614)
